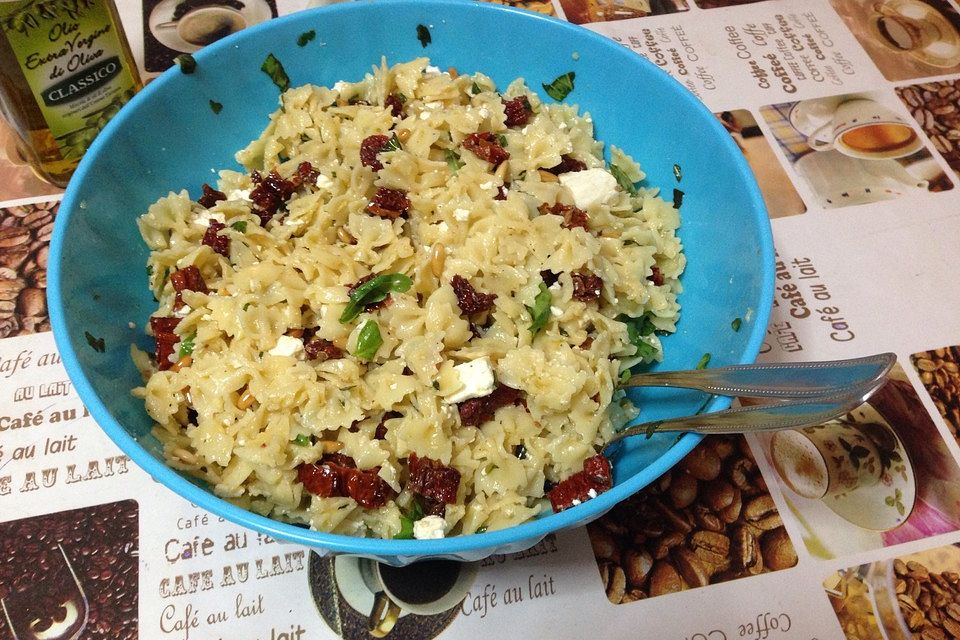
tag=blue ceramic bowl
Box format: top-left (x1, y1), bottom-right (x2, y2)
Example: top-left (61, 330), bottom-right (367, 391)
top-left (49, 0), bottom-right (773, 565)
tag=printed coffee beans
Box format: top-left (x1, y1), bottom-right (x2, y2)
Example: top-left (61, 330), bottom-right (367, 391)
top-left (0, 500), bottom-right (139, 638)
top-left (911, 346), bottom-right (960, 444)
top-left (588, 435), bottom-right (797, 603)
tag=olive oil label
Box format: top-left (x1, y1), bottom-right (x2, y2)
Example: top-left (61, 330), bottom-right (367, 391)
top-left (0, 0), bottom-right (137, 160)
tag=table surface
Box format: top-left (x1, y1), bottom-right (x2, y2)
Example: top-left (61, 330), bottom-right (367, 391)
top-left (2, 1), bottom-right (960, 639)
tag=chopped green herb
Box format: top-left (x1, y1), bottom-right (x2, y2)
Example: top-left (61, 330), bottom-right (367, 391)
top-left (380, 133), bottom-right (402, 153)
top-left (179, 333), bottom-right (197, 358)
top-left (416, 23), bottom-right (431, 47)
top-left (146, 265), bottom-right (153, 277)
top-left (673, 188), bottom-right (685, 209)
top-left (496, 133), bottom-right (508, 148)
top-left (395, 516), bottom-right (415, 539)
top-left (610, 164), bottom-right (637, 194)
top-left (696, 352), bottom-right (711, 370)
top-left (645, 421), bottom-right (662, 439)
top-left (619, 369), bottom-right (631, 384)
top-left (261, 53), bottom-right (290, 92)
top-left (297, 29), bottom-right (316, 47)
top-left (209, 100), bottom-right (223, 114)
top-left (621, 314), bottom-right (659, 360)
top-left (526, 282), bottom-right (552, 334)
top-left (542, 71), bottom-right (575, 101)
top-left (84, 331), bottom-right (105, 353)
top-left (353, 320), bottom-right (383, 360)
top-left (476, 526), bottom-right (488, 534)
top-left (514, 444), bottom-right (527, 459)
top-left (230, 221), bottom-right (247, 233)
top-left (444, 149), bottom-right (465, 173)
top-left (242, 302), bottom-right (251, 311)
top-left (673, 163), bottom-right (682, 182)
top-left (471, 81), bottom-right (482, 95)
top-left (291, 434), bottom-right (311, 446)
top-left (175, 54), bottom-right (196, 74)
top-left (340, 273), bottom-right (413, 323)
top-left (731, 317), bottom-right (742, 332)
top-left (161, 267), bottom-right (170, 284)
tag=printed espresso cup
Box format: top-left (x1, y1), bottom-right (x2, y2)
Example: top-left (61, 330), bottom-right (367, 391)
top-left (177, 6), bottom-right (247, 46)
top-left (809, 98), bottom-right (922, 160)
top-left (869, 1), bottom-right (940, 53)
top-left (361, 558), bottom-right (478, 637)
top-left (770, 422), bottom-right (883, 500)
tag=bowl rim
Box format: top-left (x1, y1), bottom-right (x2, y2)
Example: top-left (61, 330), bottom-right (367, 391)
top-left (48, 0), bottom-right (774, 557)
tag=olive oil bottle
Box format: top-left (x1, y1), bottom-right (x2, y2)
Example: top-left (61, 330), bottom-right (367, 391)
top-left (0, 0), bottom-right (141, 187)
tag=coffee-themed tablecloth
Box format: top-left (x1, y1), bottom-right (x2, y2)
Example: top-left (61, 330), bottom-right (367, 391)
top-left (2, 0), bottom-right (960, 638)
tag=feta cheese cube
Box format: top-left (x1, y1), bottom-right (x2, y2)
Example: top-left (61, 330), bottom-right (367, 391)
top-left (268, 335), bottom-right (304, 357)
top-left (558, 168), bottom-right (618, 210)
top-left (438, 221), bottom-right (449, 233)
top-left (550, 306), bottom-right (563, 318)
top-left (425, 65), bottom-right (442, 74)
top-left (193, 211), bottom-right (225, 227)
top-left (315, 175), bottom-right (334, 189)
top-left (227, 188), bottom-right (252, 201)
top-left (174, 305), bottom-right (192, 317)
top-left (445, 357), bottom-right (496, 403)
top-left (453, 208), bottom-right (471, 222)
top-left (413, 515), bottom-right (447, 540)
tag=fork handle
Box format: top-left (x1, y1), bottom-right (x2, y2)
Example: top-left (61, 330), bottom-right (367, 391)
top-left (621, 352), bottom-right (896, 399)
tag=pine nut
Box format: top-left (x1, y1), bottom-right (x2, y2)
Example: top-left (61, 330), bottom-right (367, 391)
top-left (396, 128), bottom-right (412, 143)
top-left (321, 440), bottom-right (343, 453)
top-left (170, 356), bottom-right (192, 372)
top-left (337, 227), bottom-right (355, 244)
top-left (288, 328), bottom-right (304, 338)
top-left (494, 160), bottom-right (510, 183)
top-left (237, 387), bottom-right (256, 410)
top-left (447, 66), bottom-right (459, 79)
top-left (538, 169), bottom-right (559, 182)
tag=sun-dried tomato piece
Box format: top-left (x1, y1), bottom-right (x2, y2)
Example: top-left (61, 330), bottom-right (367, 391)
top-left (170, 266), bottom-right (208, 309)
top-left (408, 454), bottom-right (461, 507)
top-left (385, 93), bottom-right (405, 117)
top-left (198, 184), bottom-right (226, 208)
top-left (294, 161), bottom-right (320, 187)
top-left (648, 265), bottom-right (664, 286)
top-left (304, 337), bottom-right (343, 361)
top-left (503, 96), bottom-right (533, 127)
top-left (579, 336), bottom-right (594, 350)
top-left (249, 170), bottom-right (297, 225)
top-left (360, 134), bottom-right (391, 171)
top-left (150, 316), bottom-right (181, 371)
top-left (202, 220), bottom-right (230, 257)
top-left (298, 454), bottom-right (393, 508)
top-left (457, 383), bottom-right (526, 427)
top-left (544, 154), bottom-right (587, 175)
top-left (366, 187), bottom-right (410, 219)
top-left (538, 202), bottom-right (589, 230)
top-left (374, 411), bottom-right (401, 440)
top-left (462, 132), bottom-right (509, 165)
top-left (548, 454), bottom-right (612, 512)
top-left (571, 271), bottom-right (603, 302)
top-left (451, 275), bottom-right (497, 315)
top-left (494, 184), bottom-right (509, 201)
top-left (297, 462), bottom-right (343, 497)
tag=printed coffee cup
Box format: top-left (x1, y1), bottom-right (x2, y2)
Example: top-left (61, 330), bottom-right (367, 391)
top-left (360, 558), bottom-right (478, 637)
top-left (869, 1), bottom-right (940, 53)
top-left (176, 6), bottom-right (247, 46)
top-left (770, 422), bottom-right (883, 500)
top-left (808, 98), bottom-right (922, 160)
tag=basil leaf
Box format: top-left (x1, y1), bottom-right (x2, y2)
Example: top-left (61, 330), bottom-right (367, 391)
top-left (621, 314), bottom-right (658, 360)
top-left (230, 221), bottom-right (247, 233)
top-left (496, 133), bottom-right (508, 148)
top-left (610, 164), bottom-right (637, 195)
top-left (175, 54), bottom-right (196, 74)
top-left (471, 81), bottom-right (482, 95)
top-left (179, 333), bottom-right (197, 358)
top-left (261, 53), bottom-right (290, 92)
top-left (673, 188), bottom-right (685, 209)
top-left (353, 320), bottom-right (383, 360)
top-left (291, 434), bottom-right (311, 446)
top-left (340, 274), bottom-right (413, 323)
top-left (297, 30), bottom-right (316, 47)
top-left (542, 71), bottom-right (575, 101)
top-left (731, 317), bottom-right (742, 332)
top-left (445, 149), bottom-right (464, 173)
top-left (475, 526), bottom-right (488, 534)
top-left (416, 23), bottom-right (431, 47)
top-left (84, 331), bottom-right (105, 353)
top-left (410, 497), bottom-right (425, 521)
top-left (526, 282), bottom-right (552, 334)
top-left (696, 352), bottom-right (711, 370)
top-left (380, 133), bottom-right (402, 153)
top-left (209, 100), bottom-right (223, 114)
